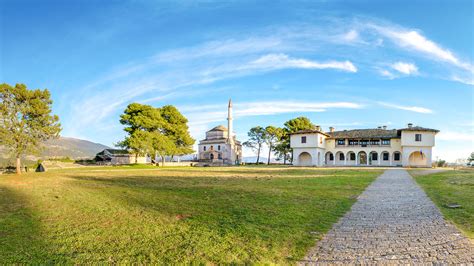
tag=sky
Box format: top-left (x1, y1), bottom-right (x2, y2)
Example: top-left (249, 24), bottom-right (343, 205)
top-left (1, 0), bottom-right (473, 162)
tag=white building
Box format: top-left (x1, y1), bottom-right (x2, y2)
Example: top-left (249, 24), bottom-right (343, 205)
top-left (198, 99), bottom-right (242, 166)
top-left (290, 124), bottom-right (439, 167)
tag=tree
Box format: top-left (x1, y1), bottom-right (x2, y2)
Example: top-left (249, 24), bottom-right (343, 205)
top-left (264, 126), bottom-right (283, 165)
top-left (119, 103), bottom-right (165, 163)
top-left (243, 126), bottom-right (266, 164)
top-left (274, 131), bottom-right (291, 164)
top-left (280, 117), bottom-right (315, 163)
top-left (150, 132), bottom-right (175, 165)
top-left (468, 152), bottom-right (474, 165)
top-left (0, 83), bottom-right (61, 174)
top-left (119, 103), bottom-right (194, 166)
top-left (117, 131), bottom-right (152, 164)
top-left (160, 105), bottom-right (195, 158)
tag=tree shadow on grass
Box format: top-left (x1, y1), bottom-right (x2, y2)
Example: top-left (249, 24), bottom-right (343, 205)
top-left (0, 186), bottom-right (50, 263)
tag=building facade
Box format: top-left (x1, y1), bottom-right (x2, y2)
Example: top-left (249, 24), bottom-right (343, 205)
top-left (95, 149), bottom-right (148, 165)
top-left (198, 99), bottom-right (242, 165)
top-left (290, 124), bottom-right (439, 167)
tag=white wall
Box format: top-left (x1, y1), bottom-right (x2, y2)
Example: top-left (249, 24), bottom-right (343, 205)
top-left (401, 131), bottom-right (435, 146)
top-left (402, 146), bottom-right (433, 167)
top-left (293, 147), bottom-right (325, 166)
top-left (291, 133), bottom-right (326, 148)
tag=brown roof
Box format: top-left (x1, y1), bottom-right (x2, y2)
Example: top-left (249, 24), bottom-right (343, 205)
top-left (291, 129), bottom-right (331, 137)
top-left (328, 129), bottom-right (399, 139)
top-left (399, 126), bottom-right (439, 133)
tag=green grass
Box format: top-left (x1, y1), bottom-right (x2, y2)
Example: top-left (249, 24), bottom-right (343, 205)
top-left (412, 169), bottom-right (474, 239)
top-left (0, 166), bottom-right (380, 264)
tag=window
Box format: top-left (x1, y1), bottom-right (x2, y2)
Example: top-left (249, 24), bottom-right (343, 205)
top-left (349, 140), bottom-right (358, 146)
top-left (360, 140), bottom-right (368, 147)
top-left (320, 137), bottom-right (323, 144)
top-left (301, 136), bottom-right (307, 143)
top-left (203, 146), bottom-right (206, 151)
top-left (339, 153), bottom-right (344, 160)
top-left (371, 153), bottom-right (378, 160)
top-left (415, 134), bottom-right (422, 141)
top-left (218, 153), bottom-right (222, 159)
top-left (370, 140), bottom-right (380, 145)
top-left (210, 145), bottom-right (214, 150)
top-left (381, 139), bottom-right (390, 145)
top-left (350, 153), bottom-right (356, 160)
top-left (394, 152), bottom-right (401, 161)
top-left (329, 153), bottom-right (334, 160)
top-left (337, 139), bottom-right (345, 145)
top-left (218, 145), bottom-right (221, 151)
top-left (383, 153), bottom-right (389, 161)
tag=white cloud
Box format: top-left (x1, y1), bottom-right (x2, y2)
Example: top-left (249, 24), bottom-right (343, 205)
top-left (451, 75), bottom-right (474, 86)
top-left (373, 26), bottom-right (473, 72)
top-left (342, 30), bottom-right (360, 42)
top-left (378, 69), bottom-right (397, 79)
top-left (391, 62), bottom-right (418, 75)
top-left (377, 102), bottom-right (433, 114)
top-left (247, 53), bottom-right (358, 72)
top-left (184, 101), bottom-right (364, 127)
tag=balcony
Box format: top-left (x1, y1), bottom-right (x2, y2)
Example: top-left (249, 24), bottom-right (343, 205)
top-left (335, 139), bottom-right (391, 148)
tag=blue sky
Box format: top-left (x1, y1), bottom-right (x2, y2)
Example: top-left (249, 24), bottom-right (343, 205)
top-left (1, 0), bottom-right (473, 161)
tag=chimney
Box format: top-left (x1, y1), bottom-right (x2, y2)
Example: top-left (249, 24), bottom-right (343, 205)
top-left (382, 125), bottom-right (387, 130)
top-left (315, 125), bottom-right (321, 131)
top-left (329, 127), bottom-right (335, 133)
top-left (407, 123), bottom-right (413, 128)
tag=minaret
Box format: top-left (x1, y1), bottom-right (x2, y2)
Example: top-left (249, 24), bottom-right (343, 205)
top-left (227, 98), bottom-right (233, 144)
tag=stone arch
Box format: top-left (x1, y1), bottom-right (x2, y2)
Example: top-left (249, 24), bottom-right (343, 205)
top-left (381, 151), bottom-right (390, 165)
top-left (298, 152), bottom-right (312, 166)
top-left (335, 151), bottom-right (345, 165)
top-left (357, 151), bottom-right (367, 165)
top-left (409, 151), bottom-right (427, 167)
top-left (346, 151), bottom-right (356, 165)
top-left (369, 151), bottom-right (378, 165)
top-left (393, 151), bottom-right (401, 162)
top-left (325, 152), bottom-right (334, 165)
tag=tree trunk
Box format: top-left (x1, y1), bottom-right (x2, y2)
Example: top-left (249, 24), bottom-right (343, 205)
top-left (161, 156), bottom-right (165, 167)
top-left (256, 145), bottom-right (261, 164)
top-left (283, 155), bottom-right (287, 165)
top-left (267, 144), bottom-right (271, 165)
top-left (135, 153), bottom-right (138, 164)
top-left (16, 156), bottom-right (21, 175)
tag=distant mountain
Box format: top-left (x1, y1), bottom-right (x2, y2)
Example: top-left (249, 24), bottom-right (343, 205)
top-left (41, 137), bottom-right (111, 158)
top-left (0, 137), bottom-right (110, 160)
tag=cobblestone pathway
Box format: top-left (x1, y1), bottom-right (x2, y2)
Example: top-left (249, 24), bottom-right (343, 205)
top-left (301, 169), bottom-right (474, 264)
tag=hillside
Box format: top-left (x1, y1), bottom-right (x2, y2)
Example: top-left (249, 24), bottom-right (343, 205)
top-left (1, 137), bottom-right (110, 161)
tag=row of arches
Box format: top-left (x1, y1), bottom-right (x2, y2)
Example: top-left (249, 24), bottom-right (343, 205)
top-left (324, 151), bottom-right (401, 166)
top-left (297, 150), bottom-right (427, 167)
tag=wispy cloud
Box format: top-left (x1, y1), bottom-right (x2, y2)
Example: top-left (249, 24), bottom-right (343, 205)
top-left (184, 101), bottom-right (364, 126)
top-left (377, 102), bottom-right (433, 114)
top-left (391, 62), bottom-right (418, 75)
top-left (373, 26), bottom-right (469, 69)
top-left (246, 54), bottom-right (358, 72)
top-left (378, 61), bottom-right (419, 79)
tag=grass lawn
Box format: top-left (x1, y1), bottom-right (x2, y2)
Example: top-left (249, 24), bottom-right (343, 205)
top-left (411, 169), bottom-right (474, 239)
top-left (0, 166), bottom-right (380, 264)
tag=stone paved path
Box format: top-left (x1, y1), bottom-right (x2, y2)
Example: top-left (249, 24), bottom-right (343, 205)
top-left (301, 169), bottom-right (474, 264)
